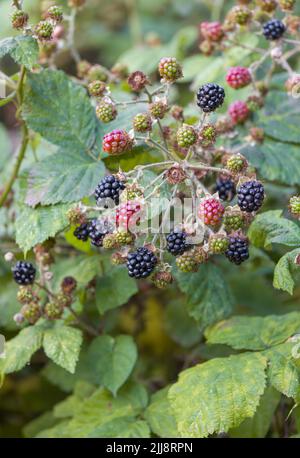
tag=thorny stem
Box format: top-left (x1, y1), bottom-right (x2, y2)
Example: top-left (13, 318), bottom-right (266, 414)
top-left (66, 9), bottom-right (80, 64)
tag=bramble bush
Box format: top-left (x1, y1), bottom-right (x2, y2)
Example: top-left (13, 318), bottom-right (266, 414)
top-left (1, 0), bottom-right (300, 439)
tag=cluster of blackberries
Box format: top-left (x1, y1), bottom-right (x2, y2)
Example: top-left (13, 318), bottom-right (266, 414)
top-left (74, 219), bottom-right (113, 247)
top-left (166, 230), bottom-right (189, 256)
top-left (215, 178), bottom-right (236, 202)
top-left (225, 236), bottom-right (249, 265)
top-left (263, 19), bottom-right (286, 41)
top-left (197, 83), bottom-right (225, 112)
top-left (237, 180), bottom-right (265, 213)
top-left (12, 261), bottom-right (36, 285)
top-left (94, 175), bottom-right (125, 207)
top-left (127, 247), bottom-right (158, 279)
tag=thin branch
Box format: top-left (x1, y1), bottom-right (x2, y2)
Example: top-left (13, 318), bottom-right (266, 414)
top-left (69, 306), bottom-right (100, 337)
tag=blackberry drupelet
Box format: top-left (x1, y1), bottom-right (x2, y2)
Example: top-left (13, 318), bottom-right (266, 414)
top-left (127, 247), bottom-right (158, 279)
top-left (263, 19), bottom-right (286, 40)
top-left (12, 261), bottom-right (36, 285)
top-left (94, 175), bottom-right (125, 207)
top-left (88, 219), bottom-right (113, 247)
top-left (215, 178), bottom-right (236, 201)
top-left (237, 180), bottom-right (265, 213)
top-left (225, 236), bottom-right (249, 265)
top-left (166, 230), bottom-right (188, 256)
top-left (74, 222), bottom-right (91, 241)
top-left (197, 83), bottom-right (225, 112)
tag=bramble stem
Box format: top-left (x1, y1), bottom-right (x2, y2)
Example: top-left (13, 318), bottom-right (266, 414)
top-left (69, 307), bottom-right (100, 337)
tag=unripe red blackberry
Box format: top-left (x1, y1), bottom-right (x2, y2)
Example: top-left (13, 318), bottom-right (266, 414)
top-left (11, 10), bottom-right (29, 29)
top-left (102, 129), bottom-right (133, 155)
top-left (200, 21), bottom-right (224, 42)
top-left (176, 251), bottom-right (199, 273)
top-left (225, 235), bottom-right (249, 265)
top-left (96, 101), bottom-right (117, 123)
top-left (198, 124), bottom-right (217, 147)
top-left (88, 80), bottom-right (106, 98)
top-left (12, 261), bottom-right (36, 286)
top-left (279, 0), bottom-right (295, 11)
top-left (44, 301), bottom-right (64, 320)
top-left (149, 101), bottom-right (168, 119)
top-left (46, 5), bottom-right (63, 22)
top-left (230, 5), bottom-right (252, 25)
top-left (133, 113), bottom-right (152, 133)
top-left (198, 197), bottom-right (225, 226)
top-left (87, 65), bottom-right (108, 83)
top-left (226, 67), bottom-right (251, 89)
top-left (176, 124), bottom-right (197, 148)
top-left (237, 180), bottom-right (265, 213)
top-left (209, 234), bottom-right (229, 254)
top-left (224, 209), bottom-right (245, 232)
top-left (289, 195), bottom-right (300, 217)
top-left (61, 276), bottom-right (77, 295)
top-left (22, 303), bottom-right (42, 324)
top-left (256, 0), bottom-right (277, 12)
top-left (249, 127), bottom-right (264, 143)
top-left (226, 153), bottom-right (248, 173)
top-left (158, 57), bottom-right (183, 83)
top-left (115, 230), bottom-right (134, 246)
top-left (152, 271), bottom-right (173, 289)
top-left (35, 21), bottom-right (54, 41)
top-left (127, 71), bottom-right (149, 91)
top-left (116, 201), bottom-right (141, 231)
top-left (228, 100), bottom-right (250, 124)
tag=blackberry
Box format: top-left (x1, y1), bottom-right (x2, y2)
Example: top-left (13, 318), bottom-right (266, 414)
top-left (237, 180), bottom-right (265, 213)
top-left (263, 19), bottom-right (286, 41)
top-left (127, 247), bottom-right (158, 279)
top-left (88, 219), bottom-right (113, 247)
top-left (225, 236), bottom-right (249, 265)
top-left (197, 83), bottom-right (225, 113)
top-left (166, 230), bottom-right (188, 256)
top-left (74, 222), bottom-right (90, 242)
top-left (94, 175), bottom-right (125, 207)
top-left (12, 261), bottom-right (36, 285)
top-left (215, 178), bottom-right (236, 201)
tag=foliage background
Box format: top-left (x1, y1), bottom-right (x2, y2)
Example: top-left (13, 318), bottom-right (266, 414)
top-left (0, 0), bottom-right (300, 438)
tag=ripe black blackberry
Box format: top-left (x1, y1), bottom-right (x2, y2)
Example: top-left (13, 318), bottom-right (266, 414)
top-left (74, 222), bottom-right (90, 241)
top-left (12, 261), bottom-right (36, 285)
top-left (94, 175), bottom-right (125, 207)
top-left (225, 236), bottom-right (249, 265)
top-left (127, 247), bottom-right (158, 279)
top-left (88, 219), bottom-right (113, 247)
top-left (215, 178), bottom-right (236, 202)
top-left (166, 230), bottom-right (188, 256)
top-left (263, 19), bottom-right (286, 40)
top-left (197, 83), bottom-right (225, 112)
top-left (237, 180), bottom-right (265, 213)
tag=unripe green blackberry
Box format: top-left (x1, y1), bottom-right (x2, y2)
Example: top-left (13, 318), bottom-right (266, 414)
top-left (44, 301), bottom-right (64, 320)
top-left (88, 65), bottom-right (108, 83)
top-left (67, 206), bottom-right (86, 225)
top-left (249, 127), bottom-right (264, 143)
top-left (115, 230), bottom-right (134, 246)
top-left (133, 113), bottom-right (152, 133)
top-left (88, 80), bottom-right (106, 98)
top-left (96, 101), bottom-right (117, 123)
top-left (111, 251), bottom-right (127, 265)
top-left (226, 153), bottom-right (247, 173)
top-left (176, 124), bottom-right (197, 148)
top-left (176, 251), bottom-right (199, 273)
top-left (21, 303), bottom-right (42, 324)
top-left (209, 235), bottom-right (229, 254)
top-left (17, 286), bottom-right (37, 305)
top-left (279, 0), bottom-right (295, 11)
top-left (11, 10), bottom-right (29, 30)
top-left (170, 105), bottom-right (184, 122)
top-left (149, 101), bottom-right (168, 119)
top-left (152, 271), bottom-right (173, 289)
top-left (56, 292), bottom-right (72, 308)
top-left (289, 195), bottom-right (300, 217)
top-left (246, 95), bottom-right (264, 112)
top-left (256, 0), bottom-right (277, 12)
top-left (111, 62), bottom-right (129, 79)
top-left (46, 5), bottom-right (63, 22)
top-left (198, 124), bottom-right (217, 147)
top-left (77, 60), bottom-right (92, 79)
top-left (224, 209), bottom-right (245, 231)
top-left (102, 233), bottom-right (118, 249)
top-left (193, 246), bottom-right (209, 264)
top-left (158, 57), bottom-right (183, 83)
top-left (120, 184), bottom-right (144, 202)
top-left (230, 5), bottom-right (252, 25)
top-left (35, 21), bottom-right (54, 41)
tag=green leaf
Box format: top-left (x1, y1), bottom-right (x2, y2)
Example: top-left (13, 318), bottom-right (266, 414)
top-left (248, 210), bottom-right (300, 249)
top-left (229, 387), bottom-right (280, 438)
top-left (168, 352), bottom-right (267, 438)
top-left (43, 323), bottom-right (83, 374)
top-left (15, 203), bottom-right (71, 253)
top-left (52, 255), bottom-right (102, 289)
top-left (26, 151), bottom-right (105, 206)
top-left (23, 70), bottom-right (97, 153)
top-left (96, 267), bottom-right (138, 314)
top-left (84, 335), bottom-right (138, 395)
top-left (23, 412), bottom-right (59, 439)
top-left (265, 343), bottom-right (300, 398)
top-left (0, 325), bottom-right (44, 374)
top-left (144, 387), bottom-right (179, 438)
top-left (89, 417), bottom-right (150, 438)
top-left (174, 263), bottom-right (234, 330)
top-left (205, 312), bottom-right (300, 351)
top-left (0, 36), bottom-right (39, 69)
top-left (42, 362), bottom-right (77, 393)
top-left (273, 249), bottom-right (300, 295)
top-left (165, 300), bottom-right (201, 348)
